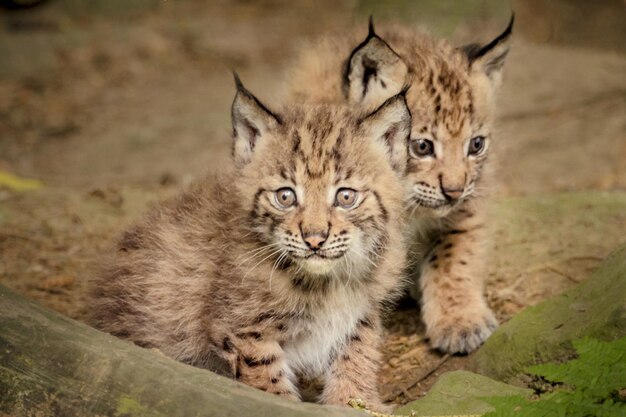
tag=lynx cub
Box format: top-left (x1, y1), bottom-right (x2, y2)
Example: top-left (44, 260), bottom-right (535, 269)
top-left (88, 76), bottom-right (412, 410)
top-left (288, 17), bottom-right (514, 353)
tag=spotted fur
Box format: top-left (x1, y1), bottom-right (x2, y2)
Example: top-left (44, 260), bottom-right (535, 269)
top-left (287, 16), bottom-right (513, 353)
top-left (87, 77), bottom-right (411, 411)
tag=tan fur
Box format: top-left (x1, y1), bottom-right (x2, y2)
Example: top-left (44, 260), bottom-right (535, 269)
top-left (87, 83), bottom-right (411, 411)
top-left (287, 20), bottom-right (512, 353)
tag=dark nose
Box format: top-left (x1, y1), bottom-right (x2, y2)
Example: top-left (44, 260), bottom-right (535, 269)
top-left (441, 187), bottom-right (464, 201)
top-left (302, 232), bottom-right (328, 250)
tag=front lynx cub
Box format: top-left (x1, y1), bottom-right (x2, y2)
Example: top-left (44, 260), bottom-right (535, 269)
top-left (88, 76), bottom-right (412, 410)
top-left (288, 17), bottom-right (514, 353)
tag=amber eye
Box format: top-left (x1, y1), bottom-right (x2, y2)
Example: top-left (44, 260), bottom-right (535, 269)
top-left (468, 136), bottom-right (486, 156)
top-left (335, 188), bottom-right (358, 209)
top-left (274, 188), bottom-right (296, 208)
top-left (410, 138), bottom-right (435, 158)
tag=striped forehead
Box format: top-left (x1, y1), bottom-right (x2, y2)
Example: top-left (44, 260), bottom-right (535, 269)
top-left (408, 55), bottom-right (475, 138)
top-left (286, 110), bottom-right (350, 179)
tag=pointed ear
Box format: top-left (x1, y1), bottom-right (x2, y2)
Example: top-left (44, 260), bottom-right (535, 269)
top-left (343, 17), bottom-right (408, 106)
top-left (231, 73), bottom-right (282, 166)
top-left (358, 90), bottom-right (412, 173)
top-left (462, 13), bottom-right (514, 89)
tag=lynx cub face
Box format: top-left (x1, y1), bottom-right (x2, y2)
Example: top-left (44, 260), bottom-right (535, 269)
top-left (89, 75), bottom-right (411, 411)
top-left (344, 18), bottom-right (513, 219)
top-left (233, 77), bottom-right (410, 280)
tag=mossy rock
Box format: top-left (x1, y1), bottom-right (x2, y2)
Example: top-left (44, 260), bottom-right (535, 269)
top-left (397, 242), bottom-right (626, 416)
top-left (0, 285), bottom-right (364, 417)
top-left (395, 370), bottom-right (531, 416)
top-left (469, 242), bottom-right (626, 385)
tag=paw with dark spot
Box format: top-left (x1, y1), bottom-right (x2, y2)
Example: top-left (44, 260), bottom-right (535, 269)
top-left (424, 303), bottom-right (498, 354)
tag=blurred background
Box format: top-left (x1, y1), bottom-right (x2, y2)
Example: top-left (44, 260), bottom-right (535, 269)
top-left (0, 0), bottom-right (624, 405)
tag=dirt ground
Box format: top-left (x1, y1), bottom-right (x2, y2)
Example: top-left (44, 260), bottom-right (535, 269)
top-left (1, 0), bottom-right (625, 408)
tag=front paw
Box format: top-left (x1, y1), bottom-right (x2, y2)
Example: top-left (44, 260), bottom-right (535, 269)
top-left (425, 304), bottom-right (498, 354)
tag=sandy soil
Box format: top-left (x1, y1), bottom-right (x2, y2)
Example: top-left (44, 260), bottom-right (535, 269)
top-left (1, 0), bottom-right (625, 408)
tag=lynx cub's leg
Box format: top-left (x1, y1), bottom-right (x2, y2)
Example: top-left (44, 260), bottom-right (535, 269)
top-left (420, 205), bottom-right (498, 354)
top-left (234, 335), bottom-right (299, 400)
top-left (321, 314), bottom-right (389, 412)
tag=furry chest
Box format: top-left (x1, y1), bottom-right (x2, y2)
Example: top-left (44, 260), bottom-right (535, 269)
top-left (282, 292), bottom-right (368, 379)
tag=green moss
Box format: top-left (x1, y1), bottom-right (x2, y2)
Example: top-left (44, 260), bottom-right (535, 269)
top-left (116, 395), bottom-right (163, 417)
top-left (484, 337), bottom-right (626, 417)
top-left (470, 243), bottom-right (626, 384)
top-left (400, 236), bottom-right (626, 415)
top-left (396, 370), bottom-right (531, 416)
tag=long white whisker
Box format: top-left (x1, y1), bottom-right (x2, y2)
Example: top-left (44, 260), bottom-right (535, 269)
top-left (269, 250), bottom-right (288, 291)
top-left (243, 243), bottom-right (277, 256)
top-left (242, 247), bottom-right (284, 284)
top-left (237, 243), bottom-right (279, 264)
top-left (293, 261), bottom-right (305, 276)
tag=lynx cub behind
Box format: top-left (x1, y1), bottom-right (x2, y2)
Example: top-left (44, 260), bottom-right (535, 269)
top-left (288, 17), bottom-right (514, 353)
top-left (88, 76), bottom-right (412, 410)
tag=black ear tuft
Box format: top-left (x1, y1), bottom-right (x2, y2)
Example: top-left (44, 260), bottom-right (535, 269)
top-left (464, 13), bottom-right (514, 64)
top-left (462, 13), bottom-right (514, 82)
top-left (343, 18), bottom-right (382, 90)
top-left (230, 77), bottom-right (282, 166)
top-left (368, 15), bottom-right (376, 37)
top-left (342, 18), bottom-right (408, 105)
top-left (233, 71), bottom-right (245, 92)
top-left (231, 74), bottom-right (282, 126)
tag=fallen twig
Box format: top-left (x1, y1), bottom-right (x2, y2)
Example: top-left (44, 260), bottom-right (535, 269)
top-left (385, 354), bottom-right (450, 402)
top-left (544, 266), bottom-right (581, 283)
